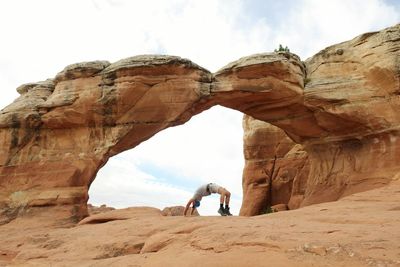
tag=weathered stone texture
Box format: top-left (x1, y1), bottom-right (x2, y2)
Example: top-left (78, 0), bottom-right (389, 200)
top-left (240, 24), bottom-right (400, 215)
top-left (240, 116), bottom-right (309, 216)
top-left (0, 55), bottom-right (213, 224)
top-left (0, 24), bottom-right (399, 221)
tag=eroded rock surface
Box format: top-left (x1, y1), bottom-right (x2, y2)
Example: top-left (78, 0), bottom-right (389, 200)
top-left (240, 116), bottom-right (309, 216)
top-left (0, 24), bottom-right (399, 222)
top-left (300, 24), bottom-right (400, 206)
top-left (0, 55), bottom-right (213, 224)
top-left (0, 51), bottom-right (305, 223)
top-left (240, 24), bottom-right (400, 215)
top-left (0, 183), bottom-right (399, 266)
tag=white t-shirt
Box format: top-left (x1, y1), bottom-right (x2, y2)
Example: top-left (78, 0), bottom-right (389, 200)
top-left (192, 183), bottom-right (221, 201)
top-left (192, 184), bottom-right (211, 201)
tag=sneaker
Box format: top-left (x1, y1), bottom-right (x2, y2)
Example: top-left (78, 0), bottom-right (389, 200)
top-left (224, 207), bottom-right (233, 216)
top-left (218, 207), bottom-right (227, 216)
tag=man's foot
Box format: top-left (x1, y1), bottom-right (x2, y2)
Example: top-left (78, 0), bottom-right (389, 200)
top-left (218, 207), bottom-right (227, 216)
top-left (224, 207), bottom-right (233, 216)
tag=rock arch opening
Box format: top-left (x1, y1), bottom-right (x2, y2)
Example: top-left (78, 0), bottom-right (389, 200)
top-left (88, 106), bottom-right (244, 215)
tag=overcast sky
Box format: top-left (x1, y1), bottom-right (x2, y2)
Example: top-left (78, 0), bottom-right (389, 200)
top-left (1, 0), bottom-right (399, 215)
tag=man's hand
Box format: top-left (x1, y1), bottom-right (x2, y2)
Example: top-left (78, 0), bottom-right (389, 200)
top-left (184, 199), bottom-right (194, 216)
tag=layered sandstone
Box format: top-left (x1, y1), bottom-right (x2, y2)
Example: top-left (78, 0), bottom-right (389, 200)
top-left (0, 56), bottom-right (213, 224)
top-left (0, 24), bottom-right (399, 222)
top-left (0, 51), bottom-right (305, 223)
top-left (240, 116), bottom-right (309, 216)
top-left (240, 24), bottom-right (400, 215)
top-left (299, 25), bottom-right (400, 206)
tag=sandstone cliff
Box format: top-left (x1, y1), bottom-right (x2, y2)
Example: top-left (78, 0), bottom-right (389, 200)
top-left (240, 24), bottom-right (400, 215)
top-left (0, 24), bottom-right (399, 222)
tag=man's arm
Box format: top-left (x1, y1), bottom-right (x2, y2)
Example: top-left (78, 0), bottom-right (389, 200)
top-left (184, 199), bottom-right (194, 216)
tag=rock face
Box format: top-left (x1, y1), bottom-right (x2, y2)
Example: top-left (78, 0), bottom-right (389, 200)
top-left (240, 24), bottom-right (400, 215)
top-left (0, 24), bottom-right (399, 222)
top-left (240, 116), bottom-right (309, 216)
top-left (0, 56), bottom-right (214, 224)
top-left (300, 25), bottom-right (400, 207)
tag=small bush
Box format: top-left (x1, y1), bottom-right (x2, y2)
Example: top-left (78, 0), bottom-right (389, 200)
top-left (274, 44), bottom-right (290, 53)
top-left (262, 206), bottom-right (275, 214)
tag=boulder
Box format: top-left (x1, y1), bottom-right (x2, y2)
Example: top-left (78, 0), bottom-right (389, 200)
top-left (161, 206), bottom-right (200, 216)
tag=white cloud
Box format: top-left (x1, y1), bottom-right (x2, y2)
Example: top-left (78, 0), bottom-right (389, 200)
top-left (268, 0), bottom-right (400, 59)
top-left (1, 0), bottom-right (399, 215)
top-left (89, 106), bottom-right (245, 216)
top-left (88, 156), bottom-right (193, 208)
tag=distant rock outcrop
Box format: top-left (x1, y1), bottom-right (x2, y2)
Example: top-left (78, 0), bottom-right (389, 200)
top-left (161, 206), bottom-right (199, 216)
top-left (87, 204), bottom-right (115, 215)
top-left (0, 24), bottom-right (399, 222)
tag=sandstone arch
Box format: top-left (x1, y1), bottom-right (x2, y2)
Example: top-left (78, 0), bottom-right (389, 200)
top-left (0, 24), bottom-right (399, 223)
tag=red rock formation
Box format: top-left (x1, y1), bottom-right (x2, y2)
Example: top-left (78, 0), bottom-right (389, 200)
top-left (0, 52), bottom-right (305, 224)
top-left (300, 24), bottom-right (400, 206)
top-left (240, 116), bottom-right (309, 216)
top-left (0, 56), bottom-right (213, 224)
top-left (0, 24), bottom-right (399, 222)
top-left (240, 24), bottom-right (400, 215)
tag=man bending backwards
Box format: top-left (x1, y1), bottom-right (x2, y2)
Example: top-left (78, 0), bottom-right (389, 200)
top-left (184, 183), bottom-right (232, 216)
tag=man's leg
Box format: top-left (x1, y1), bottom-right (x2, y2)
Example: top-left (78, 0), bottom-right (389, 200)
top-left (218, 188), bottom-right (232, 216)
top-left (224, 189), bottom-right (231, 206)
top-left (218, 193), bottom-right (226, 216)
top-left (217, 188), bottom-right (226, 216)
top-left (222, 189), bottom-right (232, 215)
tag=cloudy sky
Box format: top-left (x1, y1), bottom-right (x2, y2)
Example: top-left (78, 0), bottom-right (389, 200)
top-left (1, 0), bottom-right (399, 215)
